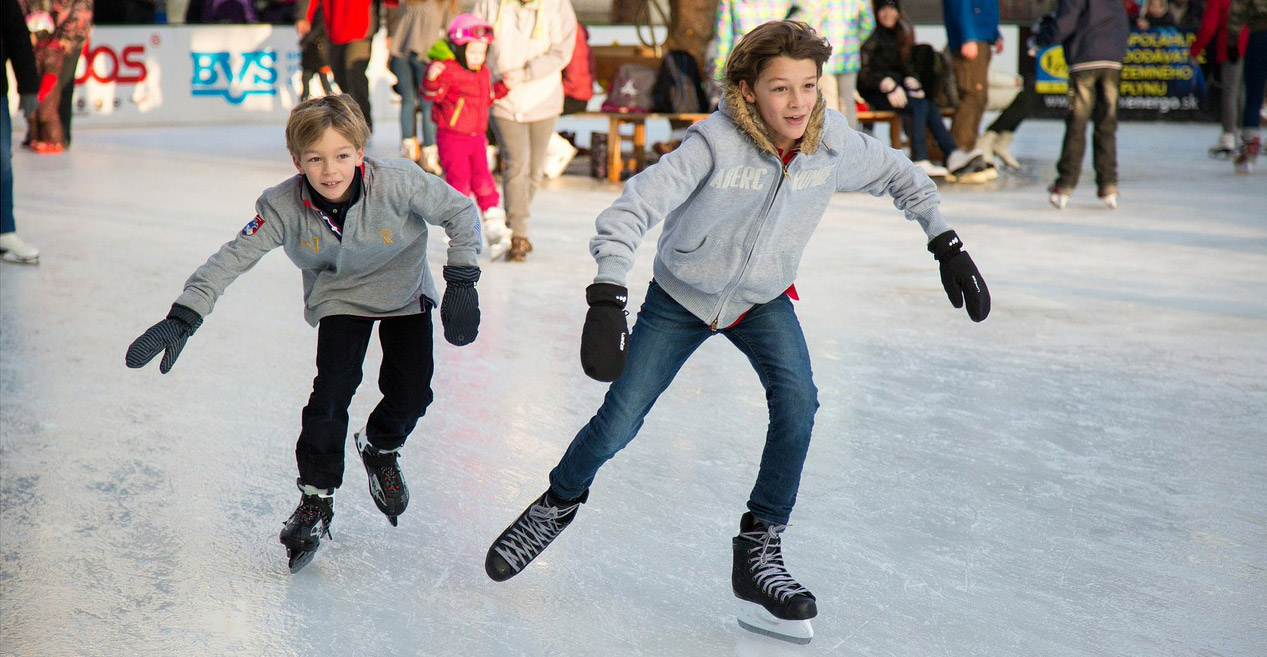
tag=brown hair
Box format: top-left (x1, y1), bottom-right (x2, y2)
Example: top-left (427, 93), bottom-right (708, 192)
top-left (724, 20), bottom-right (833, 89)
top-left (285, 94), bottom-right (370, 158)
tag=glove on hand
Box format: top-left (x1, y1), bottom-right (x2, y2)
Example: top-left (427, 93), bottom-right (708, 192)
top-left (903, 76), bottom-right (925, 99)
top-left (580, 283), bottom-right (629, 382)
top-left (440, 265), bottom-right (481, 346)
top-left (126, 304), bottom-right (204, 373)
top-left (928, 231), bottom-right (990, 322)
top-left (880, 77), bottom-right (907, 108)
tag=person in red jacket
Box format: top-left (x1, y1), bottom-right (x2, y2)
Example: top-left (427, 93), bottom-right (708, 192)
top-left (423, 13), bottom-right (514, 258)
top-left (297, 0), bottom-right (377, 131)
top-left (1191, 0), bottom-right (1251, 157)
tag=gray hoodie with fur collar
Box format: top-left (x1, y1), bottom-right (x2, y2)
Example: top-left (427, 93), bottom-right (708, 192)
top-left (591, 85), bottom-right (952, 329)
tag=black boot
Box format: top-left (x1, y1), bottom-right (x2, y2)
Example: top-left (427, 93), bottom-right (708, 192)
top-left (356, 429), bottom-right (409, 526)
top-left (485, 488), bottom-right (588, 581)
top-left (732, 512), bottom-right (816, 643)
top-left (279, 479), bottom-right (334, 573)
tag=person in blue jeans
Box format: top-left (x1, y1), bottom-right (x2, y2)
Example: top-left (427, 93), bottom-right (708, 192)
top-left (484, 20), bottom-right (990, 645)
top-left (1, 0), bottom-right (42, 264)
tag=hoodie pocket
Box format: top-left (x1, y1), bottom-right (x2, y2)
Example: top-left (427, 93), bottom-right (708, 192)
top-left (661, 236), bottom-right (728, 294)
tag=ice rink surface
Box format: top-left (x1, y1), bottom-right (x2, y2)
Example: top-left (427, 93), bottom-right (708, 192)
top-left (2, 117), bottom-right (1265, 657)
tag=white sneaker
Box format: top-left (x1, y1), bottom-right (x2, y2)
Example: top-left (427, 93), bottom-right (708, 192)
top-left (911, 160), bottom-right (949, 177)
top-left (0, 232), bottom-right (40, 264)
top-left (400, 138), bottom-right (420, 162)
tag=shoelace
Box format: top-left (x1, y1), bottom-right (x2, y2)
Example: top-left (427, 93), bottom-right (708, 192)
top-left (740, 525), bottom-right (810, 602)
top-left (365, 452), bottom-right (403, 495)
top-left (494, 499), bottom-right (580, 571)
top-left (290, 500), bottom-right (332, 539)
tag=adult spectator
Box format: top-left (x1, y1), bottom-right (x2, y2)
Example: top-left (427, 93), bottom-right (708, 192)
top-left (1034, 0), bottom-right (1130, 208)
top-left (389, 0), bottom-right (453, 172)
top-left (474, 0), bottom-right (577, 262)
top-left (299, 0), bottom-right (378, 131)
top-left (2, 0), bottom-right (42, 262)
top-left (561, 21), bottom-right (594, 114)
top-left (942, 0), bottom-right (1001, 154)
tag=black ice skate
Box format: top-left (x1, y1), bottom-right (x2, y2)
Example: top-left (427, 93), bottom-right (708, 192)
top-left (356, 429), bottom-right (408, 526)
top-left (732, 512), bottom-right (817, 644)
top-left (485, 488), bottom-right (588, 582)
top-left (279, 479), bottom-right (334, 574)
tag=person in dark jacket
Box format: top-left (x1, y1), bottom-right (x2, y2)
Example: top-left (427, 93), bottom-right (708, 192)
top-left (1034, 0), bottom-right (1130, 209)
top-left (1, 0), bottom-right (42, 263)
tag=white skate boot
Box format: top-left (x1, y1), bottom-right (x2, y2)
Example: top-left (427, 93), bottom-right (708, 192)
top-left (0, 232), bottom-right (40, 264)
top-left (482, 206), bottom-right (512, 261)
top-left (420, 145), bottom-right (442, 176)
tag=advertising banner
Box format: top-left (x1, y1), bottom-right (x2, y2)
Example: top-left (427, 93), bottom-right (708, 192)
top-left (7, 25), bottom-right (395, 127)
top-left (1035, 26), bottom-right (1212, 121)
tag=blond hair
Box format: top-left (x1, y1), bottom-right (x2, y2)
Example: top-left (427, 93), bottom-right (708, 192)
top-left (724, 20), bottom-right (833, 89)
top-left (285, 94), bottom-right (370, 158)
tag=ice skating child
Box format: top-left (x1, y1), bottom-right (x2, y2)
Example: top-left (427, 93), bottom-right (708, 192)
top-left (423, 13), bottom-right (514, 259)
top-left (483, 20), bottom-right (990, 644)
top-left (125, 94), bottom-right (485, 573)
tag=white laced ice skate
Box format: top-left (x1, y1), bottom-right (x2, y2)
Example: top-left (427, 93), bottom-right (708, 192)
top-left (399, 137), bottom-right (420, 162)
top-left (1048, 184), bottom-right (1071, 210)
top-left (0, 232), bottom-right (40, 264)
top-left (482, 206), bottom-right (512, 261)
top-left (1209, 132), bottom-right (1237, 160)
top-left (420, 145), bottom-right (442, 176)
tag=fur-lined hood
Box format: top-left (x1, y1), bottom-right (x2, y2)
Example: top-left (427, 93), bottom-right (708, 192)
top-left (718, 81), bottom-right (827, 157)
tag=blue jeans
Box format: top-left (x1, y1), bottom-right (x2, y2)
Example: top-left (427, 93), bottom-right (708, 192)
top-left (390, 54), bottom-right (435, 146)
top-left (2, 96), bottom-right (14, 234)
top-left (549, 282), bottom-right (819, 525)
top-left (904, 96), bottom-right (957, 162)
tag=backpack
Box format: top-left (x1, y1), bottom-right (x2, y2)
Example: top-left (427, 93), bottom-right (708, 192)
top-left (652, 50), bottom-right (708, 113)
top-left (911, 43), bottom-right (958, 109)
top-left (601, 63), bottom-right (658, 113)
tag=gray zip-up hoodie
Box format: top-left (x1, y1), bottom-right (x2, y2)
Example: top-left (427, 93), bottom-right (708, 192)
top-left (175, 157), bottom-right (481, 327)
top-left (591, 84), bottom-right (951, 329)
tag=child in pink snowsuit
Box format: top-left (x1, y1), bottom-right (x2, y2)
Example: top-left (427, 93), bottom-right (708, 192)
top-left (423, 13), bottom-right (513, 254)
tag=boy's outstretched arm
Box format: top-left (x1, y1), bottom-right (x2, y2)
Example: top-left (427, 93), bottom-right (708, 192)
top-left (413, 169), bottom-right (483, 345)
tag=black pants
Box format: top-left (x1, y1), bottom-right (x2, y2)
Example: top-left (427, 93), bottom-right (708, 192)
top-left (329, 38), bottom-right (373, 132)
top-left (297, 311), bottom-right (434, 489)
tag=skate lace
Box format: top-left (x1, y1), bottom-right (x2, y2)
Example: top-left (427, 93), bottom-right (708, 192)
top-left (741, 526), bottom-right (810, 602)
top-left (290, 500), bottom-right (332, 539)
top-left (494, 499), bottom-right (580, 571)
top-left (365, 452), bottom-right (403, 494)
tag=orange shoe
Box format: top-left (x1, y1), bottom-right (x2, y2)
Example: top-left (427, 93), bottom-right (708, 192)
top-left (30, 141), bottom-right (64, 153)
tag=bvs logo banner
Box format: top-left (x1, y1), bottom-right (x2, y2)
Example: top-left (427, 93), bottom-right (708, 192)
top-left (190, 50), bottom-right (278, 104)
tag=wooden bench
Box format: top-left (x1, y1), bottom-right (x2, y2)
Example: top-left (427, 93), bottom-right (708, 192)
top-left (573, 111), bottom-right (710, 183)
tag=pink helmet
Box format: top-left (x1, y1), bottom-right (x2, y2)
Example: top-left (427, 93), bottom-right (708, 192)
top-left (448, 14), bottom-right (494, 45)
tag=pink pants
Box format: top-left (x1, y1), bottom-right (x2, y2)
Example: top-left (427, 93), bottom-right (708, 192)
top-left (436, 129), bottom-right (500, 213)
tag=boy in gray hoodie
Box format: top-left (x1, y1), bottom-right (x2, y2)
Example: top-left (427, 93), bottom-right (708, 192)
top-left (125, 95), bottom-right (484, 573)
top-left (483, 20), bottom-right (990, 644)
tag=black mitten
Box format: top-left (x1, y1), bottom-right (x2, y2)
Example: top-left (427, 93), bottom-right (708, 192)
top-left (126, 304), bottom-right (204, 373)
top-left (928, 231), bottom-right (990, 322)
top-left (441, 265), bottom-right (481, 346)
top-left (580, 283), bottom-right (630, 382)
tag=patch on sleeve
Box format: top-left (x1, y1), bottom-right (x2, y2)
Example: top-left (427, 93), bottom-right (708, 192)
top-left (242, 215), bottom-right (265, 236)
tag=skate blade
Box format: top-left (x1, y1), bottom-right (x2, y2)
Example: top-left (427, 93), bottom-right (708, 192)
top-left (287, 547), bottom-right (318, 573)
top-left (388, 515), bottom-right (399, 527)
top-left (735, 600), bottom-right (813, 644)
top-left (0, 252), bottom-right (40, 265)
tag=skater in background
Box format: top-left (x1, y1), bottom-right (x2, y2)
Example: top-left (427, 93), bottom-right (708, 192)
top-left (20, 0), bottom-right (92, 153)
top-left (388, 0), bottom-right (453, 173)
top-left (794, 0), bottom-right (875, 127)
top-left (125, 94), bottom-right (484, 573)
top-left (474, 0), bottom-right (577, 262)
top-left (1033, 0), bottom-right (1130, 208)
top-left (484, 20), bottom-right (990, 645)
top-left (423, 13), bottom-right (515, 259)
top-left (1229, 0), bottom-right (1267, 173)
top-left (298, 2), bottom-right (335, 101)
top-left (298, 0), bottom-right (377, 132)
top-left (941, 0), bottom-right (1001, 177)
top-left (1191, 0), bottom-right (1248, 159)
top-left (2, 0), bottom-right (42, 263)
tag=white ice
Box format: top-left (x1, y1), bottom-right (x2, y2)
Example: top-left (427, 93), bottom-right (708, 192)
top-left (2, 118), bottom-right (1265, 657)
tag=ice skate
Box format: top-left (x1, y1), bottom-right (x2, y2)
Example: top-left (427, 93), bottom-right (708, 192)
top-left (1098, 185), bottom-right (1119, 210)
top-left (945, 149), bottom-right (997, 184)
top-left (1048, 184), bottom-right (1071, 210)
top-left (482, 206), bottom-right (512, 261)
top-left (1234, 133), bottom-right (1261, 174)
top-left (420, 145), bottom-right (443, 176)
top-left (993, 131), bottom-right (1020, 170)
top-left (1209, 132), bottom-right (1237, 160)
top-left (279, 479), bottom-right (334, 573)
top-left (356, 428), bottom-right (408, 526)
top-left (0, 232), bottom-right (41, 264)
top-left (399, 137), bottom-right (420, 162)
top-left (485, 488), bottom-right (588, 581)
top-left (732, 512), bottom-right (816, 644)
top-left (911, 159), bottom-right (949, 178)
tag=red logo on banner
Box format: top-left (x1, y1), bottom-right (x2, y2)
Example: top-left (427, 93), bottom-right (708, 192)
top-left (75, 40), bottom-right (148, 85)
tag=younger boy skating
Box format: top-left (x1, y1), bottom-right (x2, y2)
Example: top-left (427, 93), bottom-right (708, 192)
top-left (484, 20), bottom-right (990, 644)
top-left (126, 94), bottom-right (484, 572)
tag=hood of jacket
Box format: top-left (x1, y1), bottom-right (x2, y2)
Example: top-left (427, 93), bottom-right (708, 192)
top-left (718, 80), bottom-right (826, 158)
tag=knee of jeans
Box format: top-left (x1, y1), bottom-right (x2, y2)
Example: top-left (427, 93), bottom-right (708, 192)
top-left (774, 380), bottom-right (819, 418)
